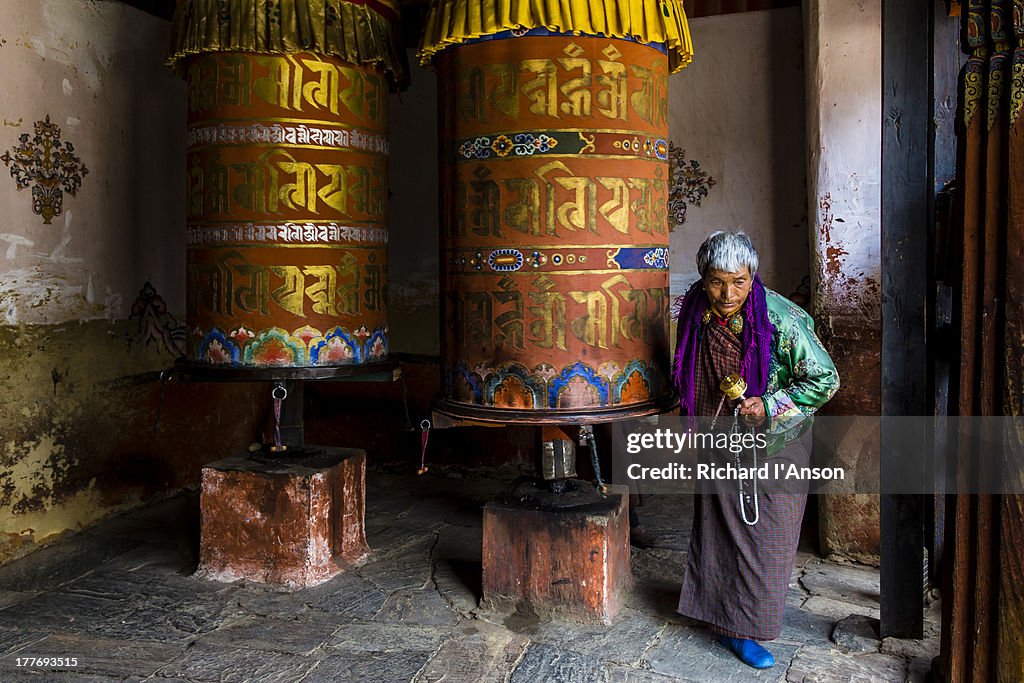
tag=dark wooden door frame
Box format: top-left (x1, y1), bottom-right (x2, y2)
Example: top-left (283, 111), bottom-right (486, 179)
top-left (879, 0), bottom-right (962, 641)
top-left (880, 0), bottom-right (934, 640)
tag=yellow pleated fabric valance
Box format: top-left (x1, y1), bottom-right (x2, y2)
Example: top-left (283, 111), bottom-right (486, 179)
top-left (417, 0), bottom-right (693, 73)
top-left (168, 0), bottom-right (409, 89)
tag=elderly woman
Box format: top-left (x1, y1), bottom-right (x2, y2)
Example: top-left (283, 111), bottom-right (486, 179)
top-left (673, 231), bottom-right (839, 669)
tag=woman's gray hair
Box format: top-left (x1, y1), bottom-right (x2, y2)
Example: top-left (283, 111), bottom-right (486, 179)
top-left (696, 231), bottom-right (759, 277)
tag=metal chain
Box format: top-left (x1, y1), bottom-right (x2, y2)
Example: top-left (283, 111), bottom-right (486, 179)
top-left (418, 420), bottom-right (431, 475)
top-left (578, 425), bottom-right (606, 492)
top-left (271, 384), bottom-right (287, 453)
top-left (153, 370), bottom-right (173, 432)
top-left (732, 405), bottom-right (759, 526)
top-left (709, 394), bottom-right (728, 431)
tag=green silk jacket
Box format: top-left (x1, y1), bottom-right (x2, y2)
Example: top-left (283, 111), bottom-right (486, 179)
top-left (761, 289), bottom-right (840, 420)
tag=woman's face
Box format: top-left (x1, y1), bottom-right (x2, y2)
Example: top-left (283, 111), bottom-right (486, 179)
top-left (703, 266), bottom-right (753, 318)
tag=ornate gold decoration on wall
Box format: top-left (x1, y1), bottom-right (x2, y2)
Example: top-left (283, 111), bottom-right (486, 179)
top-left (667, 141), bottom-right (716, 231)
top-left (1, 116), bottom-right (89, 225)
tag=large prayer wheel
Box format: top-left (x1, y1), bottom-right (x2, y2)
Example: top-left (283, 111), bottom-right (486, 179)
top-left (168, 0), bottom-right (406, 370)
top-left (420, 1), bottom-right (693, 422)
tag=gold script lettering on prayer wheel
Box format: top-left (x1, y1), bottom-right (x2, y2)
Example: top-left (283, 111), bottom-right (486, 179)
top-left (168, 0), bottom-right (406, 368)
top-left (182, 53), bottom-right (390, 367)
top-left (419, 0), bottom-right (693, 421)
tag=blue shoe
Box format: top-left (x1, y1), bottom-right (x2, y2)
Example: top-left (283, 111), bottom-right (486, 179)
top-left (717, 635), bottom-right (775, 669)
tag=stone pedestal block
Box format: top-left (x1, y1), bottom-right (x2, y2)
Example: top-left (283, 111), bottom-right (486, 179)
top-left (481, 484), bottom-right (631, 624)
top-left (197, 448), bottom-right (369, 588)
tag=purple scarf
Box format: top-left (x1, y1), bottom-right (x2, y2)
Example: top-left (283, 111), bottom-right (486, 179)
top-left (672, 274), bottom-right (775, 417)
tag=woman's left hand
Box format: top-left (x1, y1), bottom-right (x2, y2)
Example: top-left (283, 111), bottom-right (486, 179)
top-left (738, 397), bottom-right (765, 418)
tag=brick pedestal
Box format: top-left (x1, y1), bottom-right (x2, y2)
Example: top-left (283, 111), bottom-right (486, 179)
top-left (481, 484), bottom-right (631, 624)
top-left (197, 447), bottom-right (369, 589)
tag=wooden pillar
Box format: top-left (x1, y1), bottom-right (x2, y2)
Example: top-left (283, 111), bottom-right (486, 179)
top-left (880, 0), bottom-right (931, 639)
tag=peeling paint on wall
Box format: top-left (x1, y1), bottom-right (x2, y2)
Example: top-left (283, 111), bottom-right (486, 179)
top-left (0, 320), bottom-right (266, 566)
top-left (818, 192), bottom-right (833, 242)
top-left (804, 0), bottom-right (883, 559)
top-left (0, 0), bottom-right (206, 567)
top-left (2, 433), bottom-right (72, 513)
top-left (825, 245), bottom-right (850, 276)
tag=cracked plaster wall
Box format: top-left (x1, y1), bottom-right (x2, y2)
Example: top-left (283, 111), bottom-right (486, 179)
top-left (804, 0), bottom-right (882, 559)
top-left (0, 0), bottom-right (262, 565)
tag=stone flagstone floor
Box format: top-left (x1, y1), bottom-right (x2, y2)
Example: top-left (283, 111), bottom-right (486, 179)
top-left (0, 472), bottom-right (940, 682)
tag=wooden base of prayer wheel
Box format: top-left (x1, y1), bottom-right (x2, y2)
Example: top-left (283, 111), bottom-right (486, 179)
top-left (481, 483), bottom-right (631, 623)
top-left (197, 448), bottom-right (369, 589)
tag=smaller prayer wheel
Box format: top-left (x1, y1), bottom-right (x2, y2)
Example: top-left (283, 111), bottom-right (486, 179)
top-left (720, 373), bottom-right (748, 401)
